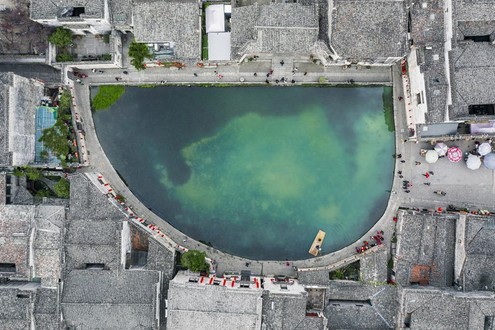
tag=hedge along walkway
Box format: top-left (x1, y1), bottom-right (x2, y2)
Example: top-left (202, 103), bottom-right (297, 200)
top-left (91, 85), bottom-right (125, 111)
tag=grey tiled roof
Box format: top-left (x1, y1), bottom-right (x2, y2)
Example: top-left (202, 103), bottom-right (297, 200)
top-left (33, 287), bottom-right (59, 330)
top-left (64, 244), bottom-right (121, 271)
top-left (0, 205), bottom-right (34, 279)
top-left (66, 174), bottom-right (123, 271)
top-left (61, 269), bottom-right (159, 329)
top-left (394, 211), bottom-right (456, 287)
top-left (62, 304), bottom-right (156, 329)
top-left (0, 72), bottom-right (41, 166)
top-left (449, 42), bottom-right (495, 120)
top-left (62, 269), bottom-right (158, 304)
top-left (231, 3), bottom-right (319, 56)
top-left (294, 316), bottom-right (327, 330)
top-left (455, 0), bottom-right (495, 21)
top-left (410, 0), bottom-right (445, 45)
top-left (330, 0), bottom-right (407, 61)
top-left (261, 291), bottom-right (307, 330)
top-left (462, 216), bottom-right (495, 291)
top-left (65, 218), bottom-right (119, 245)
top-left (33, 207), bottom-right (63, 287)
top-left (324, 282), bottom-right (397, 329)
top-left (0, 285), bottom-right (36, 329)
top-left (69, 174), bottom-right (123, 220)
top-left (109, 0), bottom-right (132, 26)
top-left (360, 244), bottom-right (388, 283)
top-left (231, 5), bottom-right (258, 55)
top-left (456, 20), bottom-right (495, 41)
top-left (167, 276), bottom-right (263, 330)
top-left (30, 0), bottom-right (105, 20)
top-left (9, 177), bottom-right (34, 205)
top-left (144, 234), bottom-right (176, 329)
top-left (133, 1), bottom-right (201, 59)
top-left (34, 287), bottom-right (58, 315)
top-left (0, 82), bottom-right (9, 166)
top-left (257, 3), bottom-right (318, 27)
top-left (399, 288), bottom-right (495, 329)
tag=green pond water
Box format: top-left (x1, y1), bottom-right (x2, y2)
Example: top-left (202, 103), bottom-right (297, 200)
top-left (93, 86), bottom-right (394, 260)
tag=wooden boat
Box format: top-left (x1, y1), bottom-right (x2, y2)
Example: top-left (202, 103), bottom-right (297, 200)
top-left (309, 230), bottom-right (326, 256)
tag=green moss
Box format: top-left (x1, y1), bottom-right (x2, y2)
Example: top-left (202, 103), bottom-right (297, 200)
top-left (382, 86), bottom-right (394, 132)
top-left (92, 85), bottom-right (125, 111)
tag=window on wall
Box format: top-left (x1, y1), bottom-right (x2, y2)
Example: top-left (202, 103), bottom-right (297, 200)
top-left (469, 104), bottom-right (495, 116)
top-left (85, 263), bottom-right (105, 269)
top-left (416, 92), bottom-right (425, 105)
top-left (0, 263), bottom-right (16, 272)
top-left (72, 7), bottom-right (85, 17)
top-left (464, 35), bottom-right (491, 42)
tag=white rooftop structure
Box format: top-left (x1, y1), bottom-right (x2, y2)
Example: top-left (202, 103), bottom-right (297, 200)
top-left (208, 32), bottom-right (231, 61)
top-left (167, 271), bottom-right (263, 330)
top-left (206, 4), bottom-right (226, 33)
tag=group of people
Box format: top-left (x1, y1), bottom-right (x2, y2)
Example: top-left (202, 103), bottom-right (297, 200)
top-left (355, 230), bottom-right (385, 253)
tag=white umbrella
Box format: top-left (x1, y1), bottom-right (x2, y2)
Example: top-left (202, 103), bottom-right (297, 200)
top-left (484, 153), bottom-right (495, 170)
top-left (478, 142), bottom-right (492, 156)
top-left (466, 154), bottom-right (481, 170)
top-left (425, 150), bottom-right (439, 164)
top-left (434, 142), bottom-right (448, 156)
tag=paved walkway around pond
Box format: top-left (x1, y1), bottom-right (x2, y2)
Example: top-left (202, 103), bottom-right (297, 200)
top-left (70, 60), bottom-right (495, 277)
top-left (66, 57), bottom-right (392, 87)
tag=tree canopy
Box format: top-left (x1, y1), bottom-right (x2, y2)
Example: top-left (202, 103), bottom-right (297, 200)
top-left (53, 178), bottom-right (70, 198)
top-left (180, 250), bottom-right (209, 272)
top-left (48, 27), bottom-right (73, 47)
top-left (128, 41), bottom-right (152, 71)
top-left (13, 166), bottom-right (42, 181)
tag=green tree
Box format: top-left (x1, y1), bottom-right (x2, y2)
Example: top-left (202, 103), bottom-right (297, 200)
top-left (53, 178), bottom-right (70, 198)
top-left (23, 166), bottom-right (42, 181)
top-left (181, 250), bottom-right (209, 272)
top-left (39, 121), bottom-right (70, 164)
top-left (48, 27), bottom-right (73, 47)
top-left (59, 90), bottom-right (72, 110)
top-left (128, 41), bottom-right (152, 71)
top-left (36, 189), bottom-right (51, 198)
top-left (13, 167), bottom-right (24, 177)
top-left (40, 150), bottom-right (49, 162)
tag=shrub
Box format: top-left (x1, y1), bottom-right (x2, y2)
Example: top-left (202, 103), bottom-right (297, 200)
top-left (48, 27), bottom-right (73, 47)
top-left (181, 250), bottom-right (209, 272)
top-left (56, 52), bottom-right (74, 62)
top-left (101, 53), bottom-right (112, 61)
top-left (24, 166), bottom-right (42, 181)
top-left (53, 178), bottom-right (70, 198)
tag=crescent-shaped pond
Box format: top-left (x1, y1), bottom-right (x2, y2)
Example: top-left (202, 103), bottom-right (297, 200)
top-left (93, 86), bottom-right (394, 260)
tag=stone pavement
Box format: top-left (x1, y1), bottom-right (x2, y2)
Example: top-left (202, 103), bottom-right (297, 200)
top-left (68, 59), bottom-right (494, 278)
top-left (69, 57), bottom-right (391, 87)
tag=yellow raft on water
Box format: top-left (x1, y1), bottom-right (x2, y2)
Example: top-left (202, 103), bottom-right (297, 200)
top-left (309, 230), bottom-right (326, 256)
